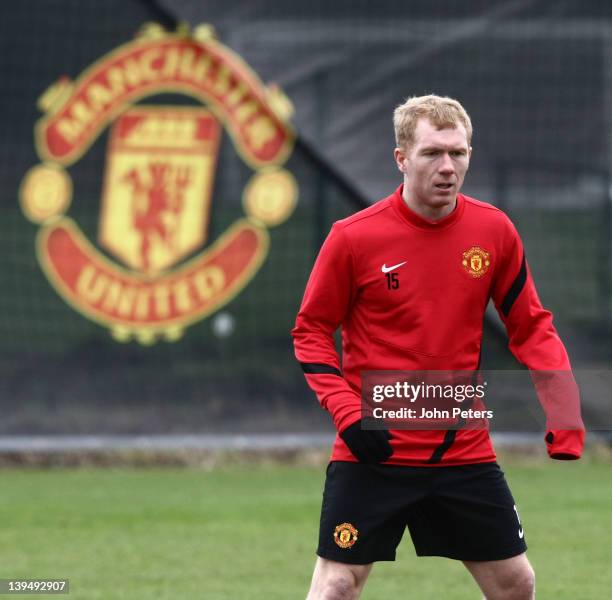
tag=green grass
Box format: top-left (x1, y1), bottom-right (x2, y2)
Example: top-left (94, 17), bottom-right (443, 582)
top-left (0, 458), bottom-right (610, 599)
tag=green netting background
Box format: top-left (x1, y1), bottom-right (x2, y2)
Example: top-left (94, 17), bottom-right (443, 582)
top-left (0, 0), bottom-right (610, 434)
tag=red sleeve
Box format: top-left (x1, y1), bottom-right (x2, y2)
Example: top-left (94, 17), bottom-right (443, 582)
top-left (491, 217), bottom-right (585, 459)
top-left (291, 223), bottom-right (362, 433)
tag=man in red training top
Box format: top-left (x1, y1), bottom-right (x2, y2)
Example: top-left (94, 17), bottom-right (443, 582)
top-left (292, 94), bottom-right (585, 600)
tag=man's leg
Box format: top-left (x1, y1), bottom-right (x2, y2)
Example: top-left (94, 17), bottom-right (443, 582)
top-left (463, 553), bottom-right (535, 600)
top-left (306, 557), bottom-right (372, 600)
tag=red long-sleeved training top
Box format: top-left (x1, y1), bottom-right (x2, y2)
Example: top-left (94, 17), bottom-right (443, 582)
top-left (292, 185), bottom-right (584, 465)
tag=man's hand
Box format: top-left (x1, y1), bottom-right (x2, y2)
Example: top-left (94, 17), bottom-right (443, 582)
top-left (340, 418), bottom-right (393, 464)
top-left (545, 429), bottom-right (585, 460)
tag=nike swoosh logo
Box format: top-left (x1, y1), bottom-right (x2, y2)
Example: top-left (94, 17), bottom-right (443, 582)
top-left (518, 528), bottom-right (524, 539)
top-left (381, 261), bottom-right (407, 273)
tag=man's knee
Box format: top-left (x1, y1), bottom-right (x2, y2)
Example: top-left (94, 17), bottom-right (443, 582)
top-left (466, 555), bottom-right (535, 600)
top-left (493, 562), bottom-right (535, 600)
top-left (320, 571), bottom-right (358, 600)
top-left (510, 564), bottom-right (535, 599)
top-left (307, 559), bottom-right (371, 600)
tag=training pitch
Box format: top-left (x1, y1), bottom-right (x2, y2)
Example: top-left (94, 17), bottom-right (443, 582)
top-left (0, 455), bottom-right (609, 599)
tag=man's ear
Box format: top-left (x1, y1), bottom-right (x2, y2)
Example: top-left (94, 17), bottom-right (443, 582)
top-left (394, 147), bottom-right (406, 173)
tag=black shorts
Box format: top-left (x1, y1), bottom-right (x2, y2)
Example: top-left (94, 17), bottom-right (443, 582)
top-left (317, 461), bottom-right (527, 564)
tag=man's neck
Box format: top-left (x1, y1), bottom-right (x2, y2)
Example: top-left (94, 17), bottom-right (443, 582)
top-left (402, 189), bottom-right (457, 222)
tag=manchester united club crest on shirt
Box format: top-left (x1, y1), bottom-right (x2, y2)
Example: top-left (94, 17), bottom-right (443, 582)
top-left (19, 23), bottom-right (298, 344)
top-left (462, 246), bottom-right (491, 278)
top-left (333, 523), bottom-right (359, 549)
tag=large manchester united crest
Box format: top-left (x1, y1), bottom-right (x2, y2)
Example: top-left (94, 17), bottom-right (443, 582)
top-left (19, 23), bottom-right (297, 344)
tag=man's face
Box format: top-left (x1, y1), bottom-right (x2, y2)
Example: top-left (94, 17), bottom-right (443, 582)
top-left (394, 118), bottom-right (471, 213)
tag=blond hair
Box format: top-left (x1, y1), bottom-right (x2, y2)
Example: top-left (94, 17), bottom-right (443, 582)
top-left (393, 94), bottom-right (472, 150)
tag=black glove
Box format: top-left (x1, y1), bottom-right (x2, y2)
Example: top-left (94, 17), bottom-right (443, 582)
top-left (340, 418), bottom-right (393, 464)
